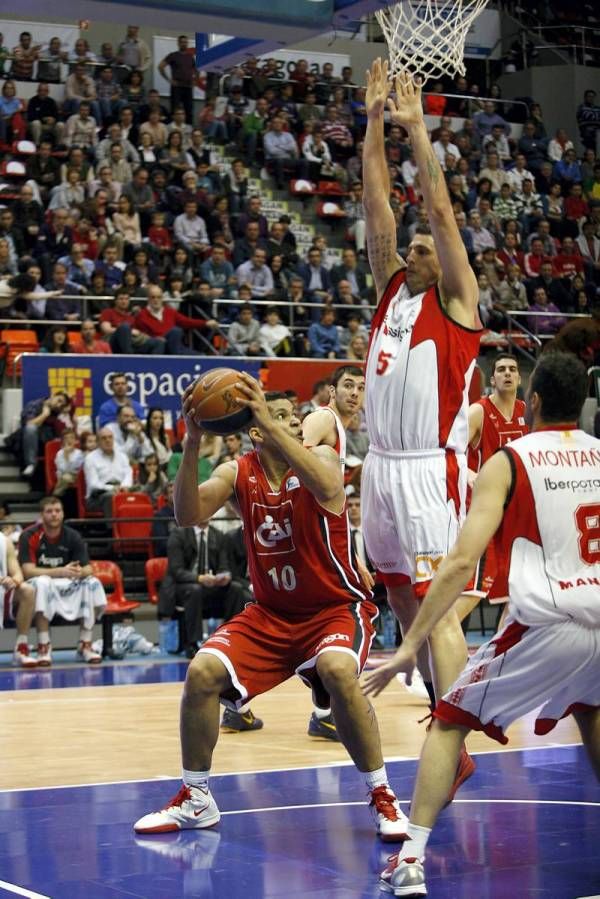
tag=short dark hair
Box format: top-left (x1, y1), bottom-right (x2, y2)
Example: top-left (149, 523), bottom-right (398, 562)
top-left (492, 352), bottom-right (519, 372)
top-left (264, 391), bottom-right (289, 403)
top-left (530, 352), bottom-right (588, 423)
top-left (330, 364), bottom-right (364, 388)
top-left (40, 495), bottom-right (63, 511)
top-left (109, 372), bottom-right (127, 385)
top-left (312, 380), bottom-right (327, 394)
top-left (415, 224), bottom-right (432, 236)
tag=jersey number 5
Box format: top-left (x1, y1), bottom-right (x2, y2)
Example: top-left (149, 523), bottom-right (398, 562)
top-left (267, 564), bottom-right (297, 592)
top-left (376, 350), bottom-right (393, 375)
top-left (575, 503), bottom-right (600, 564)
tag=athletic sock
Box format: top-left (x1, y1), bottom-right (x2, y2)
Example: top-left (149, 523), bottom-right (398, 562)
top-left (238, 702), bottom-right (251, 714)
top-left (79, 628), bottom-right (93, 643)
top-left (423, 680), bottom-right (436, 707)
top-left (15, 634), bottom-right (28, 647)
top-left (399, 822), bottom-right (431, 861)
top-left (182, 768), bottom-right (210, 790)
top-left (313, 706), bottom-right (332, 720)
top-left (365, 764), bottom-right (389, 791)
top-left (38, 632), bottom-right (50, 645)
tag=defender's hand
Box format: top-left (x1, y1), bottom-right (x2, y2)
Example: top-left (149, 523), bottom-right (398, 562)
top-left (365, 57), bottom-right (390, 119)
top-left (388, 71), bottom-right (424, 128)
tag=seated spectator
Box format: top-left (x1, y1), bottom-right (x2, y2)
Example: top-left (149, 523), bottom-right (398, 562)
top-left (308, 307), bottom-right (340, 358)
top-left (482, 123), bottom-right (511, 162)
top-left (236, 195), bottom-right (268, 239)
top-left (335, 279), bottom-right (364, 324)
top-left (331, 247), bottom-right (368, 299)
top-left (346, 333), bottom-right (367, 361)
top-left (98, 371), bottom-right (145, 428)
top-left (26, 140), bottom-right (61, 205)
top-left (219, 433), bottom-right (244, 464)
top-left (227, 303), bottom-right (262, 356)
top-left (27, 83), bottom-right (63, 146)
top-left (564, 183), bottom-right (589, 237)
top-left (40, 326), bottom-right (73, 355)
top-left (553, 236), bottom-right (585, 279)
top-left (36, 36), bottom-right (67, 83)
top-left (74, 318), bottom-right (112, 354)
top-left (147, 210), bottom-right (173, 254)
top-left (302, 126), bottom-right (334, 180)
top-left (158, 521), bottom-right (249, 657)
top-left (263, 116), bottom-right (308, 189)
top-left (173, 200), bottom-right (209, 254)
top-left (95, 66), bottom-right (125, 125)
top-left (53, 428), bottom-right (84, 498)
top-left (97, 122), bottom-right (139, 166)
top-left (236, 247), bottom-right (274, 299)
top-left (199, 245), bottom-right (235, 301)
top-left (94, 244), bottom-right (126, 290)
top-left (529, 261), bottom-right (572, 311)
top-left (19, 391), bottom-right (70, 478)
top-left (64, 62), bottom-right (99, 118)
top-left (432, 128), bottom-right (460, 170)
top-left (19, 496), bottom-right (106, 665)
top-left (130, 246), bottom-right (159, 286)
top-left (527, 219), bottom-right (557, 256)
top-left (138, 452), bottom-right (168, 504)
top-left (10, 31), bottom-right (40, 81)
top-left (493, 182), bottom-right (520, 225)
top-left (11, 184), bottom-right (43, 250)
top-left (497, 231), bottom-right (525, 270)
top-left (473, 100), bottom-right (510, 139)
top-left (518, 120), bottom-right (548, 174)
top-left (321, 104), bottom-right (354, 162)
top-left (151, 481), bottom-right (175, 556)
top-left (553, 147), bottom-right (582, 193)
top-left (0, 523), bottom-right (37, 667)
top-left (111, 195), bottom-right (142, 259)
top-left (339, 312), bottom-right (368, 355)
top-left (121, 166), bottom-right (155, 221)
top-left (159, 130), bottom-right (190, 184)
top-left (467, 210), bottom-right (496, 254)
top-left (0, 80), bottom-right (25, 143)
top-left (106, 142), bottom-right (133, 185)
top-left (145, 407), bottom-right (172, 469)
top-left (576, 220), bottom-right (600, 282)
top-left (523, 237), bottom-right (551, 278)
top-left (64, 101), bottom-right (98, 150)
top-left (134, 284), bottom-right (218, 355)
top-left (57, 244), bottom-right (95, 288)
top-left (495, 263), bottom-right (529, 314)
top-left (527, 286), bottom-right (567, 335)
top-left (0, 238), bottom-right (16, 277)
top-left (44, 263), bottom-right (83, 321)
top-left (346, 412), bottom-right (369, 462)
top-left (48, 168), bottom-right (86, 213)
top-left (84, 427), bottom-right (133, 516)
top-left (259, 305), bottom-right (292, 357)
top-left (343, 182), bottom-right (366, 255)
top-left (122, 68), bottom-right (146, 114)
top-left (297, 246), bottom-right (332, 306)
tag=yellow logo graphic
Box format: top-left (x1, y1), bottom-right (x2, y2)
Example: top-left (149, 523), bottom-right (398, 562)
top-left (48, 368), bottom-right (92, 418)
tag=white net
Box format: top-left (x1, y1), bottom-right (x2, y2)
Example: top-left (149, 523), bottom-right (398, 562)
top-left (375, 0), bottom-right (489, 83)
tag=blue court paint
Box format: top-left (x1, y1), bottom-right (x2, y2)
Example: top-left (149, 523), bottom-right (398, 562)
top-left (0, 659), bottom-right (189, 692)
top-left (0, 747), bottom-right (598, 898)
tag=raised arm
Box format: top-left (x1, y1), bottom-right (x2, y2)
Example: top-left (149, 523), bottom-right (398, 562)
top-left (388, 72), bottom-right (478, 325)
top-left (363, 58), bottom-right (405, 302)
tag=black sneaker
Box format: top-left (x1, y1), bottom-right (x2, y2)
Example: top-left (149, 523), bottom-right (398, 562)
top-left (307, 712), bottom-right (340, 742)
top-left (220, 708), bottom-right (264, 732)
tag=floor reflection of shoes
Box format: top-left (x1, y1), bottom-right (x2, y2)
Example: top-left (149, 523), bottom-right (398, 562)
top-left (135, 828), bottom-right (221, 866)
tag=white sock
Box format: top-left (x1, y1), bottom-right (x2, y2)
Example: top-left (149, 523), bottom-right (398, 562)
top-left (314, 706), bottom-right (332, 720)
top-left (238, 702), bottom-right (251, 714)
top-left (16, 634), bottom-right (28, 647)
top-left (365, 765), bottom-right (388, 791)
top-left (399, 822), bottom-right (431, 861)
top-left (182, 768), bottom-right (210, 790)
top-left (38, 632), bottom-right (50, 645)
top-left (79, 628), bottom-right (93, 643)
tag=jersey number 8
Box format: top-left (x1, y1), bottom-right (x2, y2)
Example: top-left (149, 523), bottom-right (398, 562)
top-left (575, 503), bottom-right (600, 565)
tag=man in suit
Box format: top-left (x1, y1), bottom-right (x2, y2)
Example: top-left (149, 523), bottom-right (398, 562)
top-left (158, 520), bottom-right (248, 657)
top-left (296, 246), bottom-right (333, 310)
top-left (330, 248), bottom-right (369, 299)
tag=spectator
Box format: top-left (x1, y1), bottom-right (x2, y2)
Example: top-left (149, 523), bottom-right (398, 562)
top-left (64, 63), bottom-right (99, 120)
top-left (263, 116), bottom-right (308, 189)
top-left (515, 178), bottom-right (544, 232)
top-left (432, 128), bottom-right (460, 170)
top-left (39, 325), bottom-right (72, 355)
top-left (308, 307), bottom-right (340, 358)
top-left (553, 236), bottom-right (585, 279)
top-left (227, 303), bottom-right (262, 355)
top-left (343, 182), bottom-right (366, 255)
top-left (95, 66), bottom-right (125, 125)
top-left (259, 305), bottom-right (292, 356)
top-left (111, 194), bottom-right (142, 257)
top-left (576, 219), bottom-right (600, 281)
top-left (98, 371), bottom-right (145, 428)
top-left (139, 108), bottom-right (168, 150)
top-left (10, 31), bottom-right (40, 81)
top-left (321, 105), bottom-right (354, 161)
top-left (303, 127), bottom-right (334, 180)
top-left (145, 407), bottom-right (173, 468)
top-left (53, 428), bottom-right (84, 498)
top-left (523, 237), bottom-right (551, 278)
top-left (48, 168), bottom-right (86, 214)
top-left (19, 391), bottom-right (70, 478)
top-left (236, 195), bottom-right (268, 239)
top-left (173, 200), bottom-right (209, 254)
top-left (36, 36), bottom-right (67, 83)
top-left (0, 238), bottom-right (16, 276)
top-left (493, 182), bottom-right (520, 225)
top-left (158, 35), bottom-right (196, 123)
top-left (530, 261), bottom-right (572, 312)
top-left (122, 166), bottom-right (155, 220)
top-left (527, 285), bottom-right (567, 336)
top-left (236, 247), bottom-right (274, 299)
top-left (64, 101), bottom-right (98, 150)
top-left (339, 312), bottom-right (368, 355)
top-left (506, 153), bottom-right (535, 193)
top-left (517, 120), bottom-right (548, 173)
top-left (108, 404), bottom-right (154, 463)
top-left (495, 263), bottom-right (529, 314)
top-left (331, 247), bottom-right (368, 298)
top-left (297, 246), bottom-right (332, 306)
top-left (151, 481), bottom-right (176, 556)
top-left (57, 243), bottom-right (95, 288)
top-left (158, 521), bottom-right (248, 657)
top-left (548, 128), bottom-right (575, 163)
top-left (200, 244), bottom-right (235, 300)
top-left (467, 209), bottom-right (496, 254)
top-left (19, 496), bottom-right (106, 666)
top-left (232, 221), bottom-right (268, 268)
top-left (138, 453), bottom-right (168, 504)
top-left (84, 427), bottom-right (133, 517)
top-left (93, 244), bottom-right (125, 290)
top-left (346, 334), bottom-right (368, 361)
top-left (473, 100), bottom-right (510, 138)
top-left (527, 219), bottom-right (557, 256)
top-left (26, 82), bottom-right (63, 146)
top-left (134, 284), bottom-right (218, 355)
top-left (122, 69), bottom-right (146, 115)
top-left (553, 148), bottom-right (582, 193)
top-left (576, 89), bottom-right (600, 152)
top-left (160, 130), bottom-right (190, 184)
top-left (482, 123), bottom-right (511, 162)
top-left (218, 433), bottom-right (244, 464)
top-left (97, 122), bottom-right (140, 165)
top-left (74, 318), bottom-right (112, 354)
top-left (117, 25), bottom-right (151, 74)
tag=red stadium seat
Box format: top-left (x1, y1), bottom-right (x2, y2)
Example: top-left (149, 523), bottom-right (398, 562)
top-left (145, 557), bottom-right (168, 605)
top-left (0, 330), bottom-right (39, 377)
top-left (44, 439), bottom-right (62, 493)
top-left (76, 468), bottom-right (103, 519)
top-left (112, 493), bottom-right (154, 556)
top-left (90, 560), bottom-right (141, 658)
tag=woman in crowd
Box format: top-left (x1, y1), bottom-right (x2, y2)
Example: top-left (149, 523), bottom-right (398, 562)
top-left (138, 453), bottom-right (168, 504)
top-left (40, 325), bottom-right (72, 354)
top-left (145, 407), bottom-right (173, 469)
top-left (111, 195), bottom-right (142, 261)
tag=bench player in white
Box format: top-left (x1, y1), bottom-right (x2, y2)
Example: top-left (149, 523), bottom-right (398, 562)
top-left (362, 60), bottom-right (480, 788)
top-left (364, 352), bottom-right (600, 896)
top-left (302, 364), bottom-right (370, 740)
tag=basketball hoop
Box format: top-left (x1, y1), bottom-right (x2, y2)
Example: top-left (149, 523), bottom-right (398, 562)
top-left (375, 0), bottom-right (489, 83)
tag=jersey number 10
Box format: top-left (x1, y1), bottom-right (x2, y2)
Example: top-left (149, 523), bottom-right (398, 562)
top-left (267, 565), bottom-right (297, 592)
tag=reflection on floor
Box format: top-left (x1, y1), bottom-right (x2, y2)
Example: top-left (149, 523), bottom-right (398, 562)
top-left (0, 745), bottom-right (598, 898)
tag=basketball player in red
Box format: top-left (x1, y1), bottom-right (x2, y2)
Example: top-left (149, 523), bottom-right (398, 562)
top-left (134, 375), bottom-right (408, 841)
top-left (302, 364), bottom-right (371, 740)
top-left (364, 352), bottom-right (600, 896)
top-left (362, 60), bottom-right (480, 789)
top-left (457, 353), bottom-right (529, 624)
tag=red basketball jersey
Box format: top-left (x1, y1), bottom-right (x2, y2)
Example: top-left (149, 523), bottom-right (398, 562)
top-left (234, 451), bottom-right (369, 616)
top-left (470, 396), bottom-right (529, 472)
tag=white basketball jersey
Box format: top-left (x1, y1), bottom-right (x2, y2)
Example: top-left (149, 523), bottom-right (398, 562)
top-left (493, 429), bottom-right (600, 627)
top-left (365, 270), bottom-right (481, 452)
top-left (0, 533), bottom-right (7, 580)
top-left (305, 406), bottom-right (347, 470)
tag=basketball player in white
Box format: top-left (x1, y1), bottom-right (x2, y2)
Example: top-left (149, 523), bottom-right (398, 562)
top-left (362, 60), bottom-right (480, 788)
top-left (302, 364), bottom-right (370, 740)
top-left (364, 352), bottom-right (600, 896)
top-left (0, 533), bottom-right (38, 667)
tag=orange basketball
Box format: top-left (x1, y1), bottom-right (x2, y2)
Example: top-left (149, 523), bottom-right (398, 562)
top-left (190, 367), bottom-right (252, 435)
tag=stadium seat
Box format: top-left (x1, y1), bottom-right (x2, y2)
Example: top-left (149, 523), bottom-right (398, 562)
top-left (44, 439), bottom-right (62, 493)
top-left (112, 493), bottom-right (154, 556)
top-left (67, 330), bottom-right (84, 351)
top-left (90, 560), bottom-right (141, 658)
top-left (0, 330), bottom-right (39, 377)
top-left (145, 557), bottom-right (168, 605)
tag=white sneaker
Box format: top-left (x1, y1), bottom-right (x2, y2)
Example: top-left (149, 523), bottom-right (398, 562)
top-left (77, 641), bottom-right (102, 664)
top-left (396, 668), bottom-right (430, 701)
top-left (37, 642), bottom-right (52, 667)
top-left (12, 643), bottom-right (38, 668)
top-left (22, 464), bottom-right (35, 477)
top-left (134, 784), bottom-right (221, 834)
top-left (380, 854), bottom-right (427, 896)
top-left (369, 785), bottom-right (409, 842)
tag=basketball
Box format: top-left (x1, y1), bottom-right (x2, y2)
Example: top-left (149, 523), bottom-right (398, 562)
top-left (189, 367), bottom-right (253, 435)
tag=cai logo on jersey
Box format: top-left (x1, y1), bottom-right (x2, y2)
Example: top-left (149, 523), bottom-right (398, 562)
top-left (251, 501), bottom-right (295, 555)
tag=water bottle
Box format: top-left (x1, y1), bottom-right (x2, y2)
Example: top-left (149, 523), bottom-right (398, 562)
top-left (382, 607), bottom-right (397, 650)
top-left (158, 619), bottom-right (179, 653)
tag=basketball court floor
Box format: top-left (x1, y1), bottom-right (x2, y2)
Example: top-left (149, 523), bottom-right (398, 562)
top-left (1, 658), bottom-right (598, 898)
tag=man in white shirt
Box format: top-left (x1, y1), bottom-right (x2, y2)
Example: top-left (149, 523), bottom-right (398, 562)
top-left (96, 123), bottom-right (139, 165)
top-left (467, 210), bottom-right (496, 254)
top-left (506, 153), bottom-right (535, 192)
top-left (263, 116), bottom-right (308, 189)
top-left (84, 428), bottom-right (133, 517)
top-left (173, 201), bottom-right (209, 254)
top-left (432, 129), bottom-right (460, 170)
top-left (235, 248), bottom-right (274, 299)
top-left (107, 405), bottom-right (154, 463)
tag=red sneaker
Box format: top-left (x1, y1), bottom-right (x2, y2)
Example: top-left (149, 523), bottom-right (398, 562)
top-left (12, 643), bottom-right (38, 668)
top-left (445, 745), bottom-right (476, 806)
top-left (37, 642), bottom-right (52, 667)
